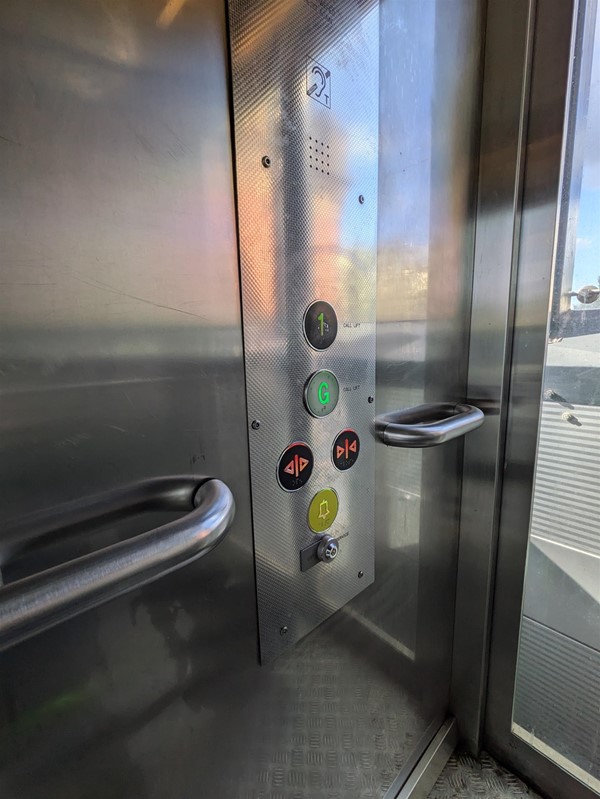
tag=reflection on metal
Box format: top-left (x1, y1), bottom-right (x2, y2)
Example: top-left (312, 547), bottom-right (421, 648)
top-left (376, 403), bottom-right (483, 448)
top-left (375, 0), bottom-right (484, 753)
top-left (341, 605), bottom-right (416, 663)
top-left (0, 0), bottom-right (259, 795)
top-left (395, 718), bottom-right (457, 799)
top-left (0, 478), bottom-right (235, 652)
top-left (510, 0), bottom-right (600, 790)
top-left (156, 0), bottom-right (188, 29)
top-left (229, 0), bottom-right (379, 662)
top-left (452, 0), bottom-right (537, 755)
top-left (486, 1), bottom-right (600, 798)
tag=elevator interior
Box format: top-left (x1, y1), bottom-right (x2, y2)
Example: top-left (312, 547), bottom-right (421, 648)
top-left (0, 1), bottom-right (598, 798)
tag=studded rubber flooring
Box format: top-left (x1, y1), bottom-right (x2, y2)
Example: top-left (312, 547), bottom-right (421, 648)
top-left (428, 751), bottom-right (542, 799)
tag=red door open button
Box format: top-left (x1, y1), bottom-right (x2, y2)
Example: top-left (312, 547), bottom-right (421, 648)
top-left (277, 442), bottom-right (314, 490)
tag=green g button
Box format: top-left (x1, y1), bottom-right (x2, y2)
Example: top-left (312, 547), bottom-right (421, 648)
top-left (304, 370), bottom-right (339, 418)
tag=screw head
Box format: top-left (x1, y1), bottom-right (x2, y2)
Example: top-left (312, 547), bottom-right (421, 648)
top-left (251, 420), bottom-right (260, 430)
top-left (368, 396), bottom-right (374, 404)
top-left (280, 626), bottom-right (288, 636)
top-left (262, 156), bottom-right (271, 168)
top-left (358, 194), bottom-right (365, 204)
top-left (358, 570), bottom-right (364, 579)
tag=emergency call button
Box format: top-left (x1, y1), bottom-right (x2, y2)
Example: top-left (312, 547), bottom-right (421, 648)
top-left (277, 442), bottom-right (314, 491)
top-left (333, 429), bottom-right (360, 471)
top-left (304, 370), bottom-right (339, 418)
top-left (308, 488), bottom-right (339, 533)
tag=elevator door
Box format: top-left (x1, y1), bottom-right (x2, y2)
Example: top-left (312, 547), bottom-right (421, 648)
top-left (486, 1), bottom-right (600, 797)
top-left (0, 2), bottom-right (483, 798)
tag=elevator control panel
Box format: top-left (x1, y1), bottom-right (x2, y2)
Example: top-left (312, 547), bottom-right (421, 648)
top-left (230, 0), bottom-right (378, 661)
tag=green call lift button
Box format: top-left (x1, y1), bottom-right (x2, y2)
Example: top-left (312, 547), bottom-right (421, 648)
top-left (304, 370), bottom-right (339, 418)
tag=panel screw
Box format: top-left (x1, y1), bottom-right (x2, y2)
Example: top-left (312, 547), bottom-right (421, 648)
top-left (251, 420), bottom-right (261, 430)
top-left (358, 194), bottom-right (365, 204)
top-left (261, 155), bottom-right (271, 168)
top-left (358, 570), bottom-right (364, 579)
top-left (368, 396), bottom-right (374, 404)
top-left (280, 626), bottom-right (288, 636)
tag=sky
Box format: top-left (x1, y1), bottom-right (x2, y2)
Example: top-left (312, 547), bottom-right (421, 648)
top-left (572, 5), bottom-right (600, 307)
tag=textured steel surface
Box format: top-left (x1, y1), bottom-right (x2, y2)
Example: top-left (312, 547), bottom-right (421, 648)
top-left (229, 0), bottom-right (379, 660)
top-left (513, 618), bottom-right (600, 789)
top-left (216, 617), bottom-right (429, 799)
top-left (1, 597), bottom-right (429, 799)
top-left (429, 751), bottom-right (542, 799)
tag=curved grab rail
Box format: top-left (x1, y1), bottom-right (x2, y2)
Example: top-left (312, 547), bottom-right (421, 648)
top-left (0, 476), bottom-right (235, 651)
top-left (375, 402), bottom-right (484, 448)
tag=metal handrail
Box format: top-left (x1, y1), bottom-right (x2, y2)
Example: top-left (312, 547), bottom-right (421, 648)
top-left (0, 476), bottom-right (235, 651)
top-left (375, 402), bottom-right (484, 448)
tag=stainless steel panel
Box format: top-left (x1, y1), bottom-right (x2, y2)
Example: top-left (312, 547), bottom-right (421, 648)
top-left (0, 1), bottom-right (487, 796)
top-left (507, 0), bottom-right (600, 784)
top-left (375, 0), bottom-right (484, 721)
top-left (0, 0), bottom-right (258, 796)
top-left (229, 0), bottom-right (379, 661)
top-left (451, 0), bottom-right (536, 753)
top-left (395, 719), bottom-right (457, 799)
top-left (485, 1), bottom-right (598, 797)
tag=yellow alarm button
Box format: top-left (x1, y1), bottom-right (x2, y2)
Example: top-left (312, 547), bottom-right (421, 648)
top-left (307, 488), bottom-right (339, 533)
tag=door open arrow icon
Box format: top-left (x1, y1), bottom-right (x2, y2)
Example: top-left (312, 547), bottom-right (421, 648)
top-left (283, 454), bottom-right (310, 478)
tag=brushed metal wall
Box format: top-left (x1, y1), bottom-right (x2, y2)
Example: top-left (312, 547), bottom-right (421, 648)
top-left (372, 0), bottom-right (484, 722)
top-left (0, 1), bottom-right (258, 796)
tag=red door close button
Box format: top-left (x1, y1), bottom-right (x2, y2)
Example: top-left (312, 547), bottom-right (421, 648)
top-left (332, 429), bottom-right (360, 471)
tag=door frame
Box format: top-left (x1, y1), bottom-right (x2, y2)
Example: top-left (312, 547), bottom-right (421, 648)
top-left (464, 0), bottom-right (598, 797)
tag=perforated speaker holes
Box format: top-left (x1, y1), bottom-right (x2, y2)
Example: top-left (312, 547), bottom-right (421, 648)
top-left (308, 136), bottom-right (330, 175)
